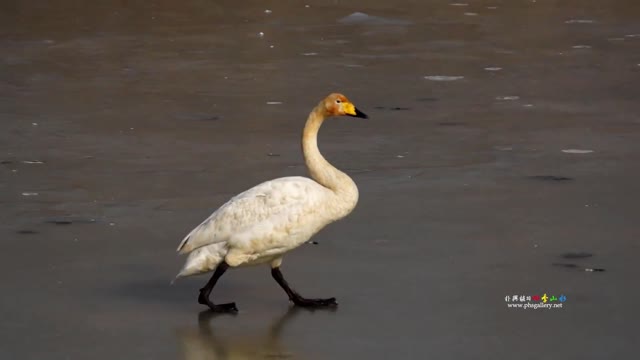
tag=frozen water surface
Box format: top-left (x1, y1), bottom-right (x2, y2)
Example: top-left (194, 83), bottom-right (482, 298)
top-left (2, 1), bottom-right (640, 359)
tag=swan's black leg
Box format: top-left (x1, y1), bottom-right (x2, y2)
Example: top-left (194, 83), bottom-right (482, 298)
top-left (271, 267), bottom-right (337, 307)
top-left (198, 261), bottom-right (238, 313)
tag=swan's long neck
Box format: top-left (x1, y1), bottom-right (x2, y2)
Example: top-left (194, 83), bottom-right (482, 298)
top-left (302, 103), bottom-right (359, 215)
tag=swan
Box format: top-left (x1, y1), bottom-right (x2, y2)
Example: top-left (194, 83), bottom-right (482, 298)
top-left (176, 93), bottom-right (368, 312)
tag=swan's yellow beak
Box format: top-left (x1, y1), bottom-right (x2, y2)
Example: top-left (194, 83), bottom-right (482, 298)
top-left (344, 102), bottom-right (368, 119)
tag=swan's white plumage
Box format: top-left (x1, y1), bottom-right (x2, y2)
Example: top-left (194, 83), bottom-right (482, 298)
top-left (176, 176), bottom-right (343, 277)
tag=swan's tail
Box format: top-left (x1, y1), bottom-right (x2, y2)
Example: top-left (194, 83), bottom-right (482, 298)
top-left (176, 234), bottom-right (192, 253)
top-left (174, 244), bottom-right (225, 279)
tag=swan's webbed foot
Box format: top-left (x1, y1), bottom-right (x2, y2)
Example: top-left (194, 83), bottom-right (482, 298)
top-left (198, 289), bottom-right (239, 313)
top-left (196, 262), bottom-right (237, 313)
top-left (271, 266), bottom-right (338, 308)
top-left (291, 296), bottom-right (337, 308)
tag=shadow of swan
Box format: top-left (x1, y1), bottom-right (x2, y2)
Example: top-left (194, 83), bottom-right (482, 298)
top-left (176, 308), bottom-right (305, 359)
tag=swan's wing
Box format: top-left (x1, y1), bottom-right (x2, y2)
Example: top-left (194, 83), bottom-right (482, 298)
top-left (222, 203), bottom-right (326, 267)
top-left (177, 176), bottom-right (328, 254)
top-left (179, 202), bottom-right (320, 275)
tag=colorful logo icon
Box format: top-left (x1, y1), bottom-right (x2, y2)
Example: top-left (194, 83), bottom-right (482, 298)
top-left (504, 294), bottom-right (567, 303)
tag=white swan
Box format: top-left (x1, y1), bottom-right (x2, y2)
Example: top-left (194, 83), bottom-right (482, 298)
top-left (176, 93), bottom-right (368, 312)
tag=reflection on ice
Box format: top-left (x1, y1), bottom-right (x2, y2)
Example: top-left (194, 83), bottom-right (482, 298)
top-left (176, 308), bottom-right (303, 360)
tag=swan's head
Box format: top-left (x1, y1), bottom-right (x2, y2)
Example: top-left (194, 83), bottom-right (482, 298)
top-left (323, 93), bottom-right (368, 119)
